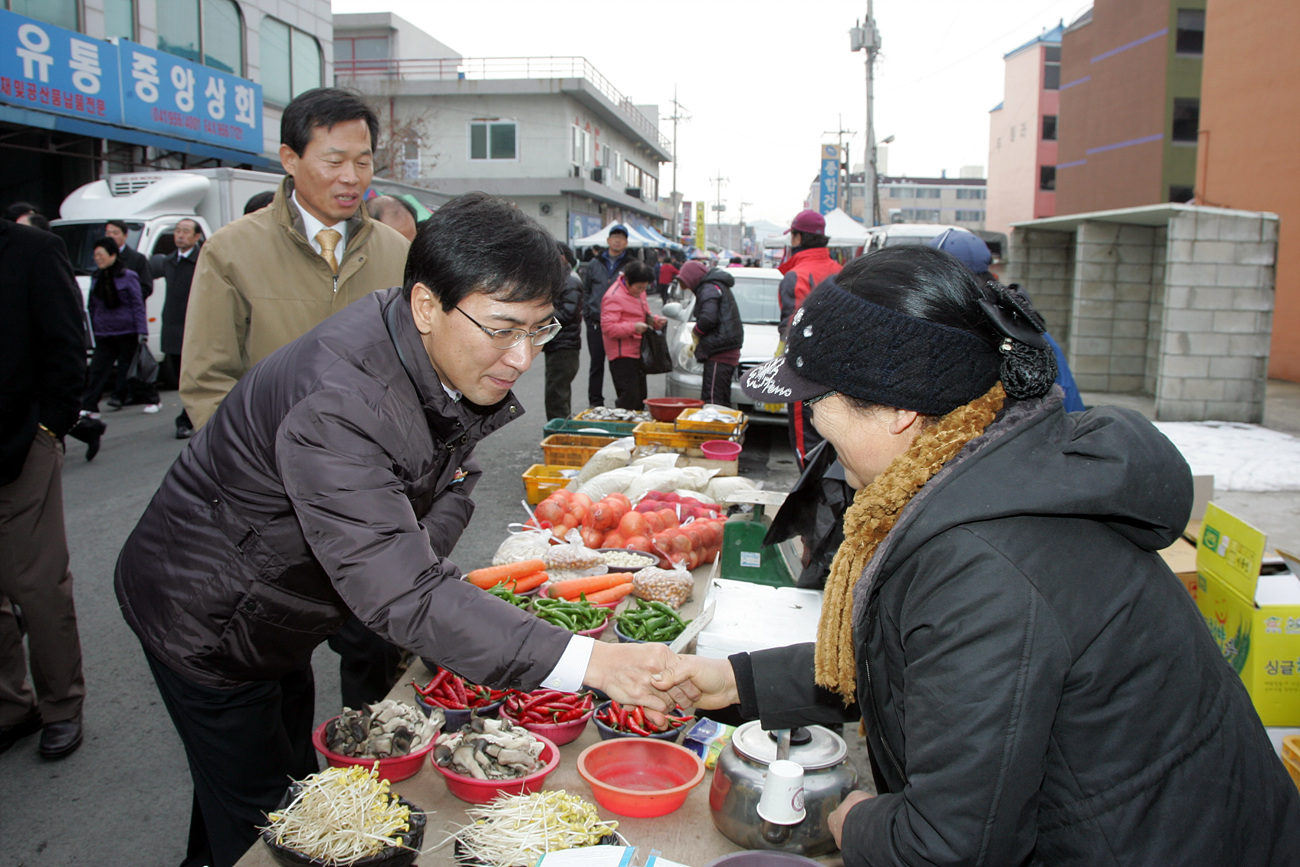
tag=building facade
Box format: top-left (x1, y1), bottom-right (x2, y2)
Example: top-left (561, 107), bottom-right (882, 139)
top-left (334, 13), bottom-right (671, 245)
top-left (986, 24), bottom-right (1062, 238)
top-left (1055, 0), bottom-right (1206, 214)
top-left (1195, 0), bottom-right (1300, 381)
top-left (814, 171), bottom-right (987, 232)
top-left (0, 0), bottom-right (331, 217)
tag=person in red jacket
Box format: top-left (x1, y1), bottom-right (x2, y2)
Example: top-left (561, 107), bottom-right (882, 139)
top-left (600, 260), bottom-right (664, 410)
top-left (777, 210), bottom-right (842, 467)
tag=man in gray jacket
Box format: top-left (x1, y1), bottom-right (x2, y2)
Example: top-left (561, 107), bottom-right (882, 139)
top-left (115, 193), bottom-right (693, 867)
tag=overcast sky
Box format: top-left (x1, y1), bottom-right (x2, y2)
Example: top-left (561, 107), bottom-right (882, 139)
top-left (331, 0), bottom-right (1090, 226)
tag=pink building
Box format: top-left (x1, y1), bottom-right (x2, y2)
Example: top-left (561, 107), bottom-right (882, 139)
top-left (986, 23), bottom-right (1062, 238)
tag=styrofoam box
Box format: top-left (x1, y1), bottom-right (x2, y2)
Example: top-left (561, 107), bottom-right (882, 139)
top-left (694, 578), bottom-right (824, 659)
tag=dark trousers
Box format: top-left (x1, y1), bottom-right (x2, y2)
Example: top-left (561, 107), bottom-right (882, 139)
top-left (81, 333), bottom-right (138, 412)
top-left (0, 432), bottom-right (84, 726)
top-left (787, 399), bottom-right (824, 469)
top-left (609, 357), bottom-right (647, 410)
top-left (585, 319), bottom-right (606, 407)
top-left (701, 361), bottom-right (737, 407)
top-left (326, 616), bottom-right (405, 710)
top-left (544, 348), bottom-right (581, 420)
top-left (145, 650), bottom-right (318, 867)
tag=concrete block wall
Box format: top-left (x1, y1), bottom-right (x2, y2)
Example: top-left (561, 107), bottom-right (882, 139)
top-left (1145, 228), bottom-right (1167, 394)
top-left (1154, 212), bottom-right (1277, 422)
top-left (1069, 222), bottom-right (1159, 393)
top-left (1008, 229), bottom-right (1074, 347)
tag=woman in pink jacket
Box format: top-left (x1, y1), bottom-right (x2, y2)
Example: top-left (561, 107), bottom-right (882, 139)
top-left (600, 260), bottom-right (665, 410)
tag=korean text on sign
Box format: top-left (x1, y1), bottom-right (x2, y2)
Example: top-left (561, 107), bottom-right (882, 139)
top-left (0, 9), bottom-right (122, 122)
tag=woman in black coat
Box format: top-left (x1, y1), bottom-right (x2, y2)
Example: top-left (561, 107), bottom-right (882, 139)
top-left (678, 246), bottom-right (1300, 865)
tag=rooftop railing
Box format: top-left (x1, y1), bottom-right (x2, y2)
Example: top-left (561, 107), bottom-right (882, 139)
top-left (335, 56), bottom-right (669, 152)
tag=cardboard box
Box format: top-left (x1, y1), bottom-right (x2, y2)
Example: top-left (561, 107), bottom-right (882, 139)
top-left (1195, 503), bottom-right (1300, 727)
top-left (1160, 536), bottom-right (1199, 599)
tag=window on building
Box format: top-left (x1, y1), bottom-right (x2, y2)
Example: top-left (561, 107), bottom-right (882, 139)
top-left (954, 210), bottom-right (985, 222)
top-left (335, 36), bottom-right (391, 62)
top-left (1168, 185), bottom-right (1195, 203)
top-left (1040, 165), bottom-right (1056, 191)
top-left (5, 0), bottom-right (77, 29)
top-left (900, 208), bottom-right (941, 222)
top-left (157, 0), bottom-right (243, 75)
top-left (470, 119), bottom-right (517, 160)
top-left (1044, 45), bottom-right (1061, 90)
top-left (259, 18), bottom-right (322, 106)
top-left (1172, 98), bottom-right (1200, 142)
top-left (1176, 9), bottom-right (1206, 55)
top-left (1043, 115), bottom-right (1058, 141)
top-left (916, 187), bottom-right (941, 199)
top-left (103, 0), bottom-right (135, 41)
top-left (889, 186), bottom-right (914, 198)
top-left (955, 188), bottom-right (986, 200)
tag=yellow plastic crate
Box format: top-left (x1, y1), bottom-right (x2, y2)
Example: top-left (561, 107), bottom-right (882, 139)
top-left (1284, 736), bottom-right (1300, 795)
top-left (522, 464), bottom-right (573, 504)
top-left (632, 421), bottom-right (727, 453)
top-left (539, 433), bottom-right (616, 468)
top-left (675, 407), bottom-right (748, 437)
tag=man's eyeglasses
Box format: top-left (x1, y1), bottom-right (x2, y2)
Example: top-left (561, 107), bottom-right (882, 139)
top-left (456, 306), bottom-right (562, 350)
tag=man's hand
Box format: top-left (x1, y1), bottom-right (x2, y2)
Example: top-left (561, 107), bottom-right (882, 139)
top-left (583, 641), bottom-right (699, 712)
top-left (828, 790), bottom-right (874, 847)
top-left (666, 654), bottom-right (738, 710)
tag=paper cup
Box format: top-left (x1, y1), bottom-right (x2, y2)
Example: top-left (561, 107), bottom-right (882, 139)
top-left (755, 759), bottom-right (807, 824)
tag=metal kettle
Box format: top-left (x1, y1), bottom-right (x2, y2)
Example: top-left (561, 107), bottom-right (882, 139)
top-left (708, 722), bottom-right (858, 856)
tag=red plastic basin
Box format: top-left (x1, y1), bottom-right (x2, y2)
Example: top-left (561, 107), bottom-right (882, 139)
top-left (311, 716), bottom-right (436, 783)
top-left (644, 397), bottom-right (704, 422)
top-left (433, 733), bottom-right (560, 804)
top-left (576, 737), bottom-right (705, 817)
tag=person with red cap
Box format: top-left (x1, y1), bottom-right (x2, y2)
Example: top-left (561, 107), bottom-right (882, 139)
top-left (778, 209), bottom-right (842, 467)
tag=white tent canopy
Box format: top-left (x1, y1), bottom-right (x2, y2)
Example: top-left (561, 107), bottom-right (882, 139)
top-left (573, 221), bottom-right (679, 249)
top-left (762, 207), bottom-right (869, 248)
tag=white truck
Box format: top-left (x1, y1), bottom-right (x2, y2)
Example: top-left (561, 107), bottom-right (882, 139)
top-left (50, 168), bottom-right (448, 357)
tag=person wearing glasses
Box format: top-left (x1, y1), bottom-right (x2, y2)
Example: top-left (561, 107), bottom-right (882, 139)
top-left (114, 193), bottom-right (695, 866)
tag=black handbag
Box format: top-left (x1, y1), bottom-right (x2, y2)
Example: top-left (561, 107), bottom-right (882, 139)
top-left (639, 315), bottom-right (673, 374)
top-left (126, 338), bottom-right (159, 385)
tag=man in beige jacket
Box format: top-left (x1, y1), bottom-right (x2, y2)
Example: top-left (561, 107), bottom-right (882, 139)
top-left (180, 87), bottom-right (411, 429)
top-left (179, 87), bottom-right (411, 711)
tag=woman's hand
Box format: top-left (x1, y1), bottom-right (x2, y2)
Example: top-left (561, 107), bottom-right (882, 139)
top-left (828, 790), bottom-right (874, 847)
top-left (652, 315), bottom-right (666, 329)
top-left (633, 321), bottom-right (649, 334)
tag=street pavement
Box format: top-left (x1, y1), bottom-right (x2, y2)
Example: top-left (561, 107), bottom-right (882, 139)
top-left (1, 340), bottom-right (1297, 864)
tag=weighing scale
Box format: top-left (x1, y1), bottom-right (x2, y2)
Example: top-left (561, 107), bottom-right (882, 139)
top-left (718, 491), bottom-right (800, 586)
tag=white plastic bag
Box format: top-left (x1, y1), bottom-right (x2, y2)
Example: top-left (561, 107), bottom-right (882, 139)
top-left (675, 466), bottom-right (719, 492)
top-left (704, 475), bottom-right (760, 503)
top-left (576, 465), bottom-right (644, 500)
top-left (542, 528), bottom-right (607, 575)
top-left (491, 523), bottom-right (554, 566)
top-left (625, 468), bottom-right (689, 504)
top-left (631, 453), bottom-right (681, 469)
top-left (575, 438), bottom-right (635, 485)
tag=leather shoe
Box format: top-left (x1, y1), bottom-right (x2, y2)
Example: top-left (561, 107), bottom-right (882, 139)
top-left (0, 708), bottom-right (42, 754)
top-left (175, 424), bottom-right (193, 439)
top-left (39, 715), bottom-right (83, 759)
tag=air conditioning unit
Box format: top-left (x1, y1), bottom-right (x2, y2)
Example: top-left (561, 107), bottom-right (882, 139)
top-left (591, 167), bottom-right (604, 183)
top-left (624, 187), bottom-right (642, 199)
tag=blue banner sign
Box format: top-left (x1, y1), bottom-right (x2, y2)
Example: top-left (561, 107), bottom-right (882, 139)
top-left (118, 40), bottom-right (261, 153)
top-left (0, 9), bottom-right (122, 124)
top-left (0, 9), bottom-right (263, 154)
top-left (818, 144), bottom-right (840, 215)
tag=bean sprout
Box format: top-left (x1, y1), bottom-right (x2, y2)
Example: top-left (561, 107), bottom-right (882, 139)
top-left (262, 765), bottom-right (419, 865)
top-left (448, 790), bottom-right (618, 867)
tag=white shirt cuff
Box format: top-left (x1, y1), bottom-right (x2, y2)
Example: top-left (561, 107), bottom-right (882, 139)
top-left (538, 635), bottom-right (595, 692)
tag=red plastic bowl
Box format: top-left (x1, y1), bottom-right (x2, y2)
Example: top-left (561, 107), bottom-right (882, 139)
top-left (700, 439), bottom-right (742, 461)
top-left (500, 703), bottom-right (594, 747)
top-left (577, 738), bottom-right (705, 817)
top-left (433, 733), bottom-right (560, 804)
top-left (311, 716), bottom-right (437, 783)
top-left (644, 397), bottom-right (704, 422)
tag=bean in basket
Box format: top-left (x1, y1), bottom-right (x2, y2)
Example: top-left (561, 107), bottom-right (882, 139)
top-left (435, 717), bottom-right (545, 779)
top-left (324, 699), bottom-right (438, 758)
top-left (414, 668), bottom-right (511, 709)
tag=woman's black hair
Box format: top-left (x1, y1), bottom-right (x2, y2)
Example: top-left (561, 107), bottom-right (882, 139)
top-left (557, 242), bottom-right (577, 269)
top-left (403, 192), bottom-right (565, 309)
top-left (622, 260), bottom-right (655, 285)
top-left (794, 231), bottom-right (830, 250)
top-left (280, 87), bottom-right (379, 156)
top-left (837, 245), bottom-right (1057, 401)
top-left (91, 236), bottom-right (123, 308)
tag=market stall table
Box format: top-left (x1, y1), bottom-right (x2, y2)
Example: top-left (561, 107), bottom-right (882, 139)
top-left (233, 561), bottom-right (804, 867)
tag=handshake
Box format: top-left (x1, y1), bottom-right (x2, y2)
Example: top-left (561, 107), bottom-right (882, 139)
top-left (583, 641), bottom-right (737, 718)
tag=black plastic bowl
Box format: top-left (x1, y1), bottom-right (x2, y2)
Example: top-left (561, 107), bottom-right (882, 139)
top-left (262, 787), bottom-right (426, 867)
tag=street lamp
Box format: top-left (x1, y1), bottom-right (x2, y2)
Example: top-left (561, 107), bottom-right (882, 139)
top-left (850, 4), bottom-right (881, 225)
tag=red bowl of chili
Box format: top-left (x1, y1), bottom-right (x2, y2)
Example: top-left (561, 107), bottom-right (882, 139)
top-left (411, 668), bottom-right (508, 732)
top-left (500, 690), bottom-right (595, 746)
top-left (593, 700), bottom-right (691, 742)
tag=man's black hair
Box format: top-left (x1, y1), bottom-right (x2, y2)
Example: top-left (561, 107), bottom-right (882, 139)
top-left (106, 219), bottom-right (129, 235)
top-left (175, 217), bottom-right (203, 236)
top-left (244, 191), bottom-right (275, 214)
top-left (794, 231), bottom-right (830, 250)
top-left (280, 87), bottom-right (379, 157)
top-left (403, 192), bottom-right (566, 310)
top-left (558, 242), bottom-right (577, 269)
top-left (2, 201), bottom-right (39, 222)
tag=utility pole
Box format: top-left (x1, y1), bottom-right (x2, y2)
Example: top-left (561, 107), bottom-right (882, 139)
top-left (666, 86), bottom-right (691, 243)
top-left (709, 169), bottom-right (728, 252)
top-left (738, 201), bottom-right (753, 254)
top-left (822, 115), bottom-right (856, 217)
top-left (851, 2), bottom-right (882, 225)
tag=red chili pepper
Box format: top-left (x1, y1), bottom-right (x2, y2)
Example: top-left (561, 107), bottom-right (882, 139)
top-left (451, 675), bottom-right (468, 706)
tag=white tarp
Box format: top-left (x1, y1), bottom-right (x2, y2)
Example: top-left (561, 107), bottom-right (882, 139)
top-left (573, 221), bottom-right (677, 249)
top-left (762, 208), bottom-right (868, 248)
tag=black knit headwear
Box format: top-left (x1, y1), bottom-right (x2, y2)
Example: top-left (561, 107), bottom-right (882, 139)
top-left (741, 275), bottom-right (1056, 414)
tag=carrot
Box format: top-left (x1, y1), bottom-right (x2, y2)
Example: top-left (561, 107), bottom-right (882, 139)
top-left (583, 582), bottom-right (635, 605)
top-left (547, 572), bottom-right (638, 600)
top-left (466, 559), bottom-right (547, 590)
top-left (506, 571), bottom-right (548, 594)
